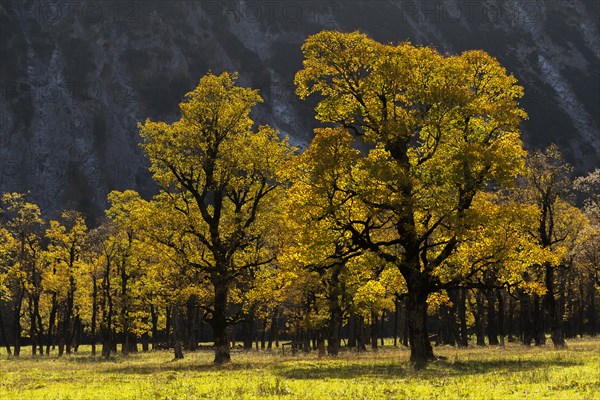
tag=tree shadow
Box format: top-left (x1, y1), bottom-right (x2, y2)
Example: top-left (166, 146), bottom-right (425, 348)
top-left (277, 358), bottom-right (582, 380)
top-left (103, 361), bottom-right (256, 375)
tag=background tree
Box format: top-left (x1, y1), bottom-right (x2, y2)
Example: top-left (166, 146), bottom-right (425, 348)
top-left (0, 193), bottom-right (45, 357)
top-left (285, 127), bottom-right (365, 355)
top-left (45, 210), bottom-right (88, 355)
top-left (521, 145), bottom-right (575, 348)
top-left (0, 224), bottom-right (16, 356)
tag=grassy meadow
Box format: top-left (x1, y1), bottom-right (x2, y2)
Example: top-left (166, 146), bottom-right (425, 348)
top-left (0, 338), bottom-right (598, 399)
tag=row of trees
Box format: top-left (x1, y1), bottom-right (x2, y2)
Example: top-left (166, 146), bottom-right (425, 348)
top-left (1, 31), bottom-right (599, 367)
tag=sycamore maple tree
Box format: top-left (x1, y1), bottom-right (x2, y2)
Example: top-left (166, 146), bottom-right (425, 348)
top-left (138, 72), bottom-right (294, 364)
top-left (294, 30), bottom-right (528, 366)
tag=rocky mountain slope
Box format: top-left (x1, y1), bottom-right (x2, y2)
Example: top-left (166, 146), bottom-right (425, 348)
top-left (1, 0), bottom-right (598, 219)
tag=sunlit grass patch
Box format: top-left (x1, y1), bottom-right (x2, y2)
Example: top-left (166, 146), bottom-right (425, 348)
top-left (0, 338), bottom-right (598, 399)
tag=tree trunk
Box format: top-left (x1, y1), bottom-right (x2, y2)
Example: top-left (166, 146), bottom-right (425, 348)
top-left (267, 309), bottom-right (278, 350)
top-left (58, 307), bottom-right (65, 357)
top-left (371, 312), bottom-right (378, 351)
top-left (65, 275), bottom-right (75, 355)
top-left (486, 288), bottom-right (499, 346)
top-left (543, 264), bottom-right (566, 348)
top-left (13, 288), bottom-right (24, 357)
top-left (45, 294), bottom-right (57, 355)
top-left (475, 290), bottom-right (485, 346)
top-left (142, 332), bottom-right (149, 352)
top-left (0, 307), bottom-right (12, 356)
top-left (186, 297), bottom-right (198, 351)
top-left (102, 258), bottom-right (114, 358)
top-left (520, 291), bottom-right (533, 346)
top-left (172, 305), bottom-right (184, 360)
top-left (497, 289), bottom-right (505, 347)
top-left (260, 318), bottom-right (267, 350)
top-left (29, 296), bottom-right (37, 356)
top-left (533, 295), bottom-right (545, 346)
top-left (101, 302), bottom-right (114, 358)
top-left (589, 281), bottom-right (597, 336)
top-left (348, 315), bottom-right (357, 349)
top-left (439, 303), bottom-right (456, 346)
top-left (242, 311), bottom-right (254, 350)
top-left (457, 287), bottom-right (468, 347)
top-left (406, 278), bottom-right (435, 367)
top-left (507, 292), bottom-right (514, 342)
top-left (380, 311), bottom-right (385, 347)
top-left (402, 298), bottom-right (410, 347)
top-left (393, 298), bottom-right (399, 347)
top-left (211, 283), bottom-right (230, 364)
top-left (356, 317), bottom-right (366, 352)
top-left (91, 278), bottom-right (97, 356)
top-left (73, 315), bottom-right (82, 353)
top-left (327, 300), bottom-right (342, 356)
top-left (150, 305), bottom-right (158, 351)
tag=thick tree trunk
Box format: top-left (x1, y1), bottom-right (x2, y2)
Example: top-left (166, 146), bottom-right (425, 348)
top-left (327, 300), bottom-right (342, 356)
top-left (212, 283), bottom-right (230, 364)
top-left (543, 264), bottom-right (566, 348)
top-left (406, 280), bottom-right (435, 367)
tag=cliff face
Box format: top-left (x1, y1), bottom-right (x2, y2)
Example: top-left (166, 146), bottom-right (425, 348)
top-left (1, 1), bottom-right (599, 218)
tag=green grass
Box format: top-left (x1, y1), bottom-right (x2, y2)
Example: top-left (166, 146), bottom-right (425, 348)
top-left (0, 338), bottom-right (599, 399)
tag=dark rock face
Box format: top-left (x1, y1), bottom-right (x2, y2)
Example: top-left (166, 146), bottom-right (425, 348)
top-left (1, 1), bottom-right (598, 218)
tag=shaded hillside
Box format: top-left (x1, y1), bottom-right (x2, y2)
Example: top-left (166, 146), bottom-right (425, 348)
top-left (1, 0), bottom-right (598, 218)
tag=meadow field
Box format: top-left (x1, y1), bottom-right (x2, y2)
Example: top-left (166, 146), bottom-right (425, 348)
top-left (0, 338), bottom-right (598, 400)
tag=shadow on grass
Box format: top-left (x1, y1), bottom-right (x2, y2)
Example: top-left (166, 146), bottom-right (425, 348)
top-left (276, 358), bottom-right (582, 380)
top-left (99, 356), bottom-right (582, 379)
top-left (102, 361), bottom-right (258, 375)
